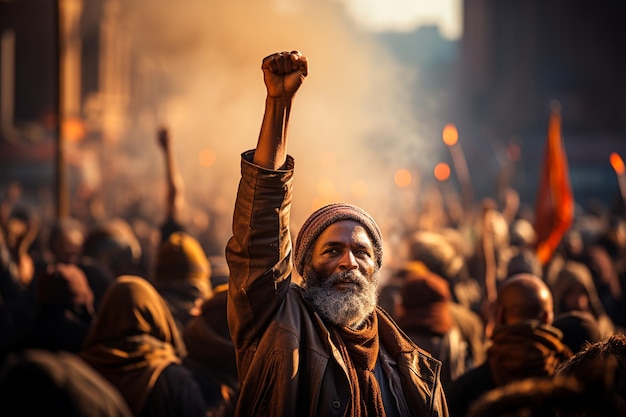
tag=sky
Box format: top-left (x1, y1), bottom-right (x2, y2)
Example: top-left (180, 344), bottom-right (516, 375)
top-left (337, 0), bottom-right (463, 39)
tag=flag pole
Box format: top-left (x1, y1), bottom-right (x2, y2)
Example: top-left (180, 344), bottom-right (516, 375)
top-left (54, 0), bottom-right (69, 219)
top-left (442, 123), bottom-right (473, 214)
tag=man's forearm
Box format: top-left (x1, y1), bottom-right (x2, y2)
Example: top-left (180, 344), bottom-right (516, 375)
top-left (253, 96), bottom-right (293, 170)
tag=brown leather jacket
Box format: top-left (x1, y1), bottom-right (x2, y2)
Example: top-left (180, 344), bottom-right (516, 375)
top-left (226, 151), bottom-right (449, 417)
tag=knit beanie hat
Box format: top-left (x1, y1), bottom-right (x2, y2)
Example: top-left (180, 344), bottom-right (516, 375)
top-left (293, 203), bottom-right (383, 276)
top-left (154, 231), bottom-right (212, 298)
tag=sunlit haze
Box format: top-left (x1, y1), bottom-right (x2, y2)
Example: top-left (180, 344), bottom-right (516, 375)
top-left (28, 0), bottom-right (465, 260)
top-left (337, 0), bottom-right (463, 39)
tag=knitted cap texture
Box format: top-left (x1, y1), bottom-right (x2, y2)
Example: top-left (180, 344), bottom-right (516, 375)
top-left (293, 202), bottom-right (383, 276)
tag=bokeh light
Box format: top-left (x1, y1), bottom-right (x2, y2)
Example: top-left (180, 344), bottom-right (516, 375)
top-left (198, 148), bottom-right (216, 167)
top-left (434, 162), bottom-right (451, 181)
top-left (442, 123), bottom-right (458, 146)
top-left (62, 117), bottom-right (86, 143)
top-left (394, 168), bottom-right (412, 188)
top-left (610, 152), bottom-right (625, 175)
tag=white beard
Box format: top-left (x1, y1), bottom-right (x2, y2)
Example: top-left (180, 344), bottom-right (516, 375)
top-left (302, 267), bottom-right (378, 329)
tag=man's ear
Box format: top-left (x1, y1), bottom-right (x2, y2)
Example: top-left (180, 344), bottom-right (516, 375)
top-left (541, 310), bottom-right (553, 324)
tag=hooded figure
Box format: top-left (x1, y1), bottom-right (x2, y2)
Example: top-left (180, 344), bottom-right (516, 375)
top-left (551, 260), bottom-right (616, 338)
top-left (80, 275), bottom-right (206, 417)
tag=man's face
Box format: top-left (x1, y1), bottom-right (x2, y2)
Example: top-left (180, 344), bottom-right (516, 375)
top-left (301, 220), bottom-right (379, 329)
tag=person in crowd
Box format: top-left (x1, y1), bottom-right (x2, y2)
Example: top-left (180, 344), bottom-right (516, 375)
top-left (153, 231), bottom-right (212, 332)
top-left (81, 217), bottom-right (144, 279)
top-left (183, 255), bottom-right (238, 417)
top-left (0, 199), bottom-right (45, 356)
top-left (446, 273), bottom-right (572, 417)
top-left (393, 264), bottom-right (476, 390)
top-left (152, 126), bottom-right (213, 332)
top-left (155, 126), bottom-right (187, 240)
top-left (79, 275), bottom-right (206, 417)
top-left (556, 333), bottom-right (626, 417)
top-left (580, 216), bottom-right (626, 328)
top-left (225, 50), bottom-right (448, 416)
top-left (16, 262), bottom-right (94, 353)
top-left (468, 201), bottom-right (514, 296)
top-left (464, 371), bottom-right (622, 417)
top-left (552, 310), bottom-right (602, 355)
top-left (550, 260), bottom-right (617, 338)
top-left (0, 348), bottom-right (133, 417)
top-left (46, 216), bottom-right (114, 310)
top-left (399, 231), bottom-right (487, 367)
top-left (505, 247), bottom-right (543, 279)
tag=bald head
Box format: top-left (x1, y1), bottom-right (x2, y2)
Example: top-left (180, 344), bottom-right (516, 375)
top-left (497, 273), bottom-right (554, 326)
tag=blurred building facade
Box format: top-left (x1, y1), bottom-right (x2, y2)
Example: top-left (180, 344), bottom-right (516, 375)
top-left (1, 0), bottom-right (625, 218)
top-left (459, 0), bottom-right (626, 209)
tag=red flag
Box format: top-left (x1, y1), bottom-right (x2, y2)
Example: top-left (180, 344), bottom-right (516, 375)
top-left (534, 103), bottom-right (574, 265)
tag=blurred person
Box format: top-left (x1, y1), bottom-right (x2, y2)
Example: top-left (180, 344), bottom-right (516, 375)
top-left (80, 275), bottom-right (206, 417)
top-left (226, 50), bottom-right (448, 417)
top-left (1, 204), bottom-right (41, 291)
top-left (464, 372), bottom-right (622, 417)
top-left (446, 273), bottom-right (572, 417)
top-left (505, 247), bottom-right (543, 279)
top-left (556, 333), bottom-right (626, 417)
top-left (505, 218), bottom-right (542, 278)
top-left (552, 311), bottom-right (602, 354)
top-left (46, 216), bottom-right (86, 265)
top-left (46, 216), bottom-right (114, 310)
top-left (0, 182), bottom-right (21, 224)
top-left (153, 126), bottom-right (213, 332)
top-left (16, 263), bottom-right (94, 354)
top-left (401, 229), bottom-right (487, 367)
top-left (183, 255), bottom-right (237, 417)
top-left (508, 218), bottom-right (536, 250)
top-left (544, 228), bottom-right (592, 292)
top-left (0, 204), bottom-right (45, 356)
top-left (582, 216), bottom-right (626, 328)
top-left (408, 229), bottom-right (483, 313)
top-left (394, 265), bottom-right (479, 390)
top-left (81, 218), bottom-right (144, 279)
top-left (550, 260), bottom-right (616, 338)
top-left (0, 348), bottom-right (133, 417)
top-left (469, 200), bottom-right (513, 289)
top-left (153, 231), bottom-right (212, 333)
top-left (155, 126), bottom-right (187, 241)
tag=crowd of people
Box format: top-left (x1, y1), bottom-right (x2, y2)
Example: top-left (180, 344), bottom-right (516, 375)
top-left (1, 50), bottom-right (625, 417)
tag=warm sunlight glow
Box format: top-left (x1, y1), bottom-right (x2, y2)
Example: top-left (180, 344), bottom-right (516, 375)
top-left (317, 178), bottom-right (336, 196)
top-left (350, 179), bottom-right (368, 199)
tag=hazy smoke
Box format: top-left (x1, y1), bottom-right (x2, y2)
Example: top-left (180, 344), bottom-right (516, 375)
top-left (97, 0), bottom-right (443, 253)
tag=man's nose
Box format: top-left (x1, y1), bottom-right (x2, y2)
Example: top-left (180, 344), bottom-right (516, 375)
top-left (339, 250), bottom-right (359, 270)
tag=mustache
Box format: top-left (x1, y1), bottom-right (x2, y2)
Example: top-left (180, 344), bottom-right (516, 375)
top-left (325, 270), bottom-right (367, 289)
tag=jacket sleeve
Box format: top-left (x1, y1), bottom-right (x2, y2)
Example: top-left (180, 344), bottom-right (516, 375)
top-left (226, 150), bottom-right (295, 353)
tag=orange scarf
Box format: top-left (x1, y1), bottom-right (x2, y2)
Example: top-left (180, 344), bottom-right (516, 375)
top-left (332, 313), bottom-right (386, 417)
